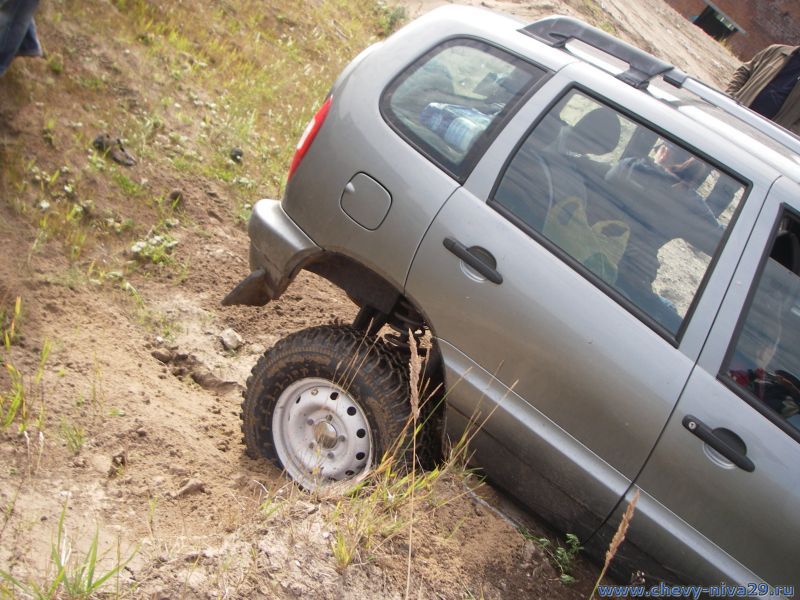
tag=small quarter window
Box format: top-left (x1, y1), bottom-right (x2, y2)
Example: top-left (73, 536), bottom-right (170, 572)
top-left (382, 39), bottom-right (545, 180)
top-left (723, 212), bottom-right (800, 434)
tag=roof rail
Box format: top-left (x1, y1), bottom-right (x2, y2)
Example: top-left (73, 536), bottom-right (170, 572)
top-left (520, 16), bottom-right (680, 89)
top-left (677, 77), bottom-right (800, 157)
top-left (520, 15), bottom-right (800, 157)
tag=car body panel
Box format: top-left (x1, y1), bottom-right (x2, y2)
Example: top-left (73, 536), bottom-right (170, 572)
top-left (625, 176), bottom-right (800, 590)
top-left (438, 338), bottom-right (631, 538)
top-left (403, 57), bottom-right (774, 545)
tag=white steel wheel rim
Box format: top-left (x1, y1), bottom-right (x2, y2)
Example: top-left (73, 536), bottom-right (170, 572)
top-left (272, 377), bottom-right (374, 489)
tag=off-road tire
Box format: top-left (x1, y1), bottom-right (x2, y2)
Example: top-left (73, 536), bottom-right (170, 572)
top-left (241, 324), bottom-right (411, 488)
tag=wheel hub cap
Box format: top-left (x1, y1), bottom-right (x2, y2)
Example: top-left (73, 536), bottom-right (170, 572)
top-left (271, 377), bottom-right (373, 489)
top-left (313, 421), bottom-right (338, 449)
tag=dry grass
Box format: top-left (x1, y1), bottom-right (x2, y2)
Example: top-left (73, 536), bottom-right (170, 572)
top-left (590, 489), bottom-right (641, 599)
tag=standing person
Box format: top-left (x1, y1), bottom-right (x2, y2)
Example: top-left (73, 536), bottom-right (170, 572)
top-left (726, 44), bottom-right (800, 135)
top-left (0, 0), bottom-right (42, 77)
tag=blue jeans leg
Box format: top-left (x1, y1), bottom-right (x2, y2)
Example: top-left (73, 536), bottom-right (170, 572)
top-left (0, 0), bottom-right (42, 76)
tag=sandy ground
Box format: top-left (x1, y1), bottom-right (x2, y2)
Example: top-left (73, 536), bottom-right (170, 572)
top-left (0, 0), bottom-right (741, 598)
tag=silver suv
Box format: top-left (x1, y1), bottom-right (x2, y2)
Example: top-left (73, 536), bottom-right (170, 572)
top-left (224, 6), bottom-right (800, 594)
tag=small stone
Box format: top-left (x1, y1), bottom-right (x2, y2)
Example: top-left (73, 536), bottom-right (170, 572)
top-left (229, 148), bottom-right (243, 163)
top-left (109, 450), bottom-right (128, 477)
top-left (172, 478), bottom-right (206, 498)
top-left (89, 454), bottom-right (112, 475)
top-left (219, 328), bottom-right (243, 351)
top-left (135, 427), bottom-right (147, 437)
top-left (168, 190), bottom-right (183, 206)
top-left (151, 349), bottom-right (173, 364)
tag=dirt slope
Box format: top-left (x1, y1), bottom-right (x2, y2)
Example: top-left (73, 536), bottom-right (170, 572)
top-left (0, 0), bottom-right (740, 598)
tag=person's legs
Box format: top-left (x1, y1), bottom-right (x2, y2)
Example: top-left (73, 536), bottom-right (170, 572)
top-left (16, 19), bottom-right (41, 56)
top-left (706, 175), bottom-right (738, 218)
top-left (0, 0), bottom-right (42, 76)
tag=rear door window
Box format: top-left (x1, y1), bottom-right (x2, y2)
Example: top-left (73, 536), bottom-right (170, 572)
top-left (381, 39), bottom-right (546, 181)
top-left (491, 89), bottom-right (746, 337)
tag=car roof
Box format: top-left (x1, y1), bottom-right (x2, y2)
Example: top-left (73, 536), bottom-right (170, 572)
top-left (410, 6), bottom-right (800, 184)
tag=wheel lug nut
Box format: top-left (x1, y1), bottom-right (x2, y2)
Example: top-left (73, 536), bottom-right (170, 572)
top-left (311, 388), bottom-right (318, 396)
top-left (338, 435), bottom-right (346, 443)
top-left (326, 415), bottom-right (333, 422)
top-left (306, 418), bottom-right (314, 426)
top-left (327, 452), bottom-right (335, 459)
top-left (309, 443), bottom-right (315, 449)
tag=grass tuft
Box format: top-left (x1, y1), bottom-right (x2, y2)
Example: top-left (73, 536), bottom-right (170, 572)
top-left (520, 529), bottom-right (582, 584)
top-left (0, 503), bottom-right (137, 599)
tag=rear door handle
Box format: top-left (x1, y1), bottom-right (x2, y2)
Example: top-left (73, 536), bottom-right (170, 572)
top-left (682, 415), bottom-right (755, 472)
top-left (443, 238), bottom-right (503, 284)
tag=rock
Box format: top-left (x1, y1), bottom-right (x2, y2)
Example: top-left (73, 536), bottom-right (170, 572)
top-left (151, 349), bottom-right (173, 364)
top-left (190, 368), bottom-right (240, 393)
top-left (521, 539), bottom-right (543, 564)
top-left (92, 133), bottom-right (136, 166)
top-left (172, 478), bottom-right (206, 498)
top-left (109, 450), bottom-right (128, 477)
top-left (89, 454), bottom-right (111, 475)
top-left (135, 427), bottom-right (147, 437)
top-left (219, 328), bottom-right (243, 351)
top-left (168, 190), bottom-right (183, 206)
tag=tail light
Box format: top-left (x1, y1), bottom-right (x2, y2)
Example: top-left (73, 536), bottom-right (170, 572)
top-left (287, 95), bottom-right (333, 182)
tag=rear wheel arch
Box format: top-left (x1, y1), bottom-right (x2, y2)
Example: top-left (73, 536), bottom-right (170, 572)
top-left (301, 253), bottom-right (448, 460)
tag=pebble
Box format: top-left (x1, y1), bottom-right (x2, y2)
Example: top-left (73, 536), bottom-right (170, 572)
top-left (219, 328), bottom-right (243, 351)
top-left (151, 349), bottom-right (173, 364)
top-left (172, 478), bottom-right (206, 498)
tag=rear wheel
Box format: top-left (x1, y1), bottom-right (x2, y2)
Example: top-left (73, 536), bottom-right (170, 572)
top-left (241, 325), bottom-right (410, 490)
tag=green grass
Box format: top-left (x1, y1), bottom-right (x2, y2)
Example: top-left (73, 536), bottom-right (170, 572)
top-left (60, 420), bottom-right (86, 455)
top-left (111, 171), bottom-right (144, 197)
top-left (2, 0), bottom-right (395, 272)
top-left (520, 529), bottom-right (583, 584)
top-left (0, 503), bottom-right (137, 599)
top-left (1, 299), bottom-right (51, 433)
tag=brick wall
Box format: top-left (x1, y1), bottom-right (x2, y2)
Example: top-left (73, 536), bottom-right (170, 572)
top-left (665, 0), bottom-right (800, 61)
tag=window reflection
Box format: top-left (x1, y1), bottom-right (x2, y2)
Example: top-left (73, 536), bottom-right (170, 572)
top-left (727, 225), bottom-right (800, 431)
top-left (493, 90), bottom-right (744, 334)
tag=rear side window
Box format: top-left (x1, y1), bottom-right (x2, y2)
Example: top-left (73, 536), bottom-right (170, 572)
top-left (381, 39), bottom-right (546, 181)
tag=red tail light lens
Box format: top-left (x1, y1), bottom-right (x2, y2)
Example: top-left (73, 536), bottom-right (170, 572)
top-left (287, 95), bottom-right (333, 182)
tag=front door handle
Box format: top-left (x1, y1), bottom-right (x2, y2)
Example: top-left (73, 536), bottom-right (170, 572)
top-left (443, 238), bottom-right (503, 284)
top-left (682, 415), bottom-right (755, 473)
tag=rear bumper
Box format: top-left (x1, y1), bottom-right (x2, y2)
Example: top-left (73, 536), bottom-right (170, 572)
top-left (222, 199), bottom-right (321, 306)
